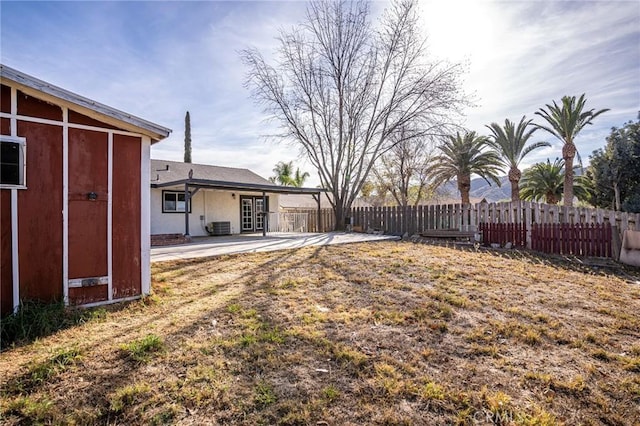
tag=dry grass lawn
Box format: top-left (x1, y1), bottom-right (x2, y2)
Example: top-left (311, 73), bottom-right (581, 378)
top-left (1, 241), bottom-right (639, 425)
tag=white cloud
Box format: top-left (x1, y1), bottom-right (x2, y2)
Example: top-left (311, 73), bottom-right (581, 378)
top-left (420, 0), bottom-right (639, 169)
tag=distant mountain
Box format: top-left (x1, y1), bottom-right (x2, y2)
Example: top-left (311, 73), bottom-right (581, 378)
top-left (437, 176), bottom-right (512, 203)
top-left (470, 176), bottom-right (512, 202)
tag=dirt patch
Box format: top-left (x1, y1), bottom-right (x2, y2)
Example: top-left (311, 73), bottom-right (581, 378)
top-left (1, 241), bottom-right (639, 425)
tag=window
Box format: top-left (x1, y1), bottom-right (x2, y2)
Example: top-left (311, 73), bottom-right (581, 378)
top-left (0, 136), bottom-right (26, 188)
top-left (162, 190), bottom-right (191, 213)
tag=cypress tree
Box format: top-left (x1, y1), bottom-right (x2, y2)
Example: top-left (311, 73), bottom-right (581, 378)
top-left (184, 111), bottom-right (192, 163)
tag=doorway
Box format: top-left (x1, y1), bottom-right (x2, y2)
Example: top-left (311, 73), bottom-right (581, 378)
top-left (240, 195), bottom-right (269, 232)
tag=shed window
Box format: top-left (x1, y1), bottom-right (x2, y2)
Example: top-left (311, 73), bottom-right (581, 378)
top-left (0, 136), bottom-right (26, 188)
top-left (163, 190), bottom-right (191, 213)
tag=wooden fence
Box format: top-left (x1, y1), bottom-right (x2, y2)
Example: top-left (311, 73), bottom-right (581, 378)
top-left (479, 223), bottom-right (527, 247)
top-left (531, 223), bottom-right (612, 257)
top-left (302, 201), bottom-right (638, 235)
top-left (288, 201), bottom-right (638, 255)
top-left (292, 208), bottom-right (335, 233)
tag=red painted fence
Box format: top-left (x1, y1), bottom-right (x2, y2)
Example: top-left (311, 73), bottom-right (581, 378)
top-left (480, 223), bottom-right (527, 247)
top-left (531, 223), bottom-right (612, 257)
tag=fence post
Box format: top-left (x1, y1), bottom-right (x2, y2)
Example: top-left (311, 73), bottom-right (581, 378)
top-left (524, 201), bottom-right (532, 249)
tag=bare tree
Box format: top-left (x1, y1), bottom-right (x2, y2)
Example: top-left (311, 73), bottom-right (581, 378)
top-left (359, 179), bottom-right (391, 207)
top-left (241, 0), bottom-right (466, 229)
top-left (373, 129), bottom-right (436, 207)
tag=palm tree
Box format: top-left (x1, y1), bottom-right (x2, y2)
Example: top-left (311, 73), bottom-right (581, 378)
top-left (271, 161), bottom-right (310, 187)
top-left (428, 131), bottom-right (503, 205)
top-left (534, 94), bottom-right (609, 207)
top-left (292, 168), bottom-right (310, 187)
top-left (520, 158), bottom-right (589, 204)
top-left (272, 161), bottom-right (294, 185)
top-left (520, 159), bottom-right (565, 204)
top-left (486, 116), bottom-right (550, 201)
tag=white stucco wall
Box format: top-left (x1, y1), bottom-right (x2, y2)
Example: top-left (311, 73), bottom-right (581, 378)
top-left (151, 188), bottom-right (279, 236)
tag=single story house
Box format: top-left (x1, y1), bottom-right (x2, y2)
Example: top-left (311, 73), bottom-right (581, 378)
top-left (0, 64), bottom-right (171, 316)
top-left (150, 159), bottom-right (324, 241)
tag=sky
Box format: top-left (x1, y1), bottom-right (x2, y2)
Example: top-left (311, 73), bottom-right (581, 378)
top-left (2, 0), bottom-right (639, 187)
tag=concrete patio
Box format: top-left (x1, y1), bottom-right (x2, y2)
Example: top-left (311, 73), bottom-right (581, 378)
top-left (150, 232), bottom-right (400, 262)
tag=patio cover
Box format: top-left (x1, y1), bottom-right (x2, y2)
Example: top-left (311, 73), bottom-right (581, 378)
top-left (151, 177), bottom-right (326, 237)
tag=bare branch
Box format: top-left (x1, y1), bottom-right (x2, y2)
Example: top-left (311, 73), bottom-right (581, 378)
top-left (241, 0), bottom-right (467, 228)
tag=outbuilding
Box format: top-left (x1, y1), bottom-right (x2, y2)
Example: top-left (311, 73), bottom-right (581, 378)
top-left (0, 64), bottom-right (171, 316)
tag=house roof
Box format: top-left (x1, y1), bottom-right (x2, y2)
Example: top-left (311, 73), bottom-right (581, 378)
top-left (280, 193), bottom-right (333, 209)
top-left (151, 159), bottom-right (325, 195)
top-left (152, 159), bottom-right (272, 186)
top-left (0, 64), bottom-right (171, 142)
top-left (280, 193), bottom-right (372, 209)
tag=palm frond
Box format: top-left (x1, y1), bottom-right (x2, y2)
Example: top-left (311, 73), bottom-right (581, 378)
top-left (429, 131), bottom-right (503, 202)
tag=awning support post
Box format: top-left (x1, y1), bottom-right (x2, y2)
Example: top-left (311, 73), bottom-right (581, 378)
top-left (184, 182), bottom-right (190, 237)
top-left (317, 194), bottom-right (321, 232)
top-left (262, 191), bottom-right (267, 237)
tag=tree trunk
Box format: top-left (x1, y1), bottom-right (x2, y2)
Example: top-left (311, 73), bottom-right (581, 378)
top-left (508, 166), bottom-right (521, 202)
top-left (334, 206), bottom-right (345, 232)
top-left (461, 190), bottom-right (470, 205)
top-left (562, 142), bottom-right (576, 207)
top-left (546, 191), bottom-right (558, 205)
top-left (458, 174), bottom-right (471, 205)
top-left (332, 192), bottom-right (350, 231)
top-left (613, 182), bottom-right (621, 211)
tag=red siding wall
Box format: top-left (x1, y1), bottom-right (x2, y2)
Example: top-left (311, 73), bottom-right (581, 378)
top-left (68, 285), bottom-right (108, 306)
top-left (68, 128), bottom-right (108, 279)
top-left (68, 110), bottom-right (118, 130)
top-left (112, 134), bottom-right (141, 298)
top-left (1, 190), bottom-right (12, 315)
top-left (1, 85), bottom-right (10, 113)
top-left (17, 120), bottom-right (63, 302)
top-left (1, 114), bottom-right (11, 315)
top-left (17, 90), bottom-right (62, 121)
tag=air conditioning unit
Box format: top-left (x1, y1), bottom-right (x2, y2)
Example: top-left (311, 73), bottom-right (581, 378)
top-left (206, 221), bottom-right (231, 236)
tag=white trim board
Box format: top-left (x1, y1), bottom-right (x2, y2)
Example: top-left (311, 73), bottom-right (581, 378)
top-left (0, 112), bottom-right (144, 138)
top-left (10, 86), bottom-right (19, 312)
top-left (107, 132), bottom-right (113, 301)
top-left (77, 294), bottom-right (142, 309)
top-left (140, 136), bottom-right (151, 296)
top-left (62, 107), bottom-right (69, 306)
top-left (68, 276), bottom-right (108, 288)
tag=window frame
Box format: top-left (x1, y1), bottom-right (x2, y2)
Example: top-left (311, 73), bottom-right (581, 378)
top-left (162, 190), bottom-right (192, 213)
top-left (0, 135), bottom-right (27, 189)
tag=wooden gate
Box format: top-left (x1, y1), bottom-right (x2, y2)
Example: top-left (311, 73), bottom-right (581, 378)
top-left (480, 223), bottom-right (527, 247)
top-left (531, 223), bottom-right (612, 257)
